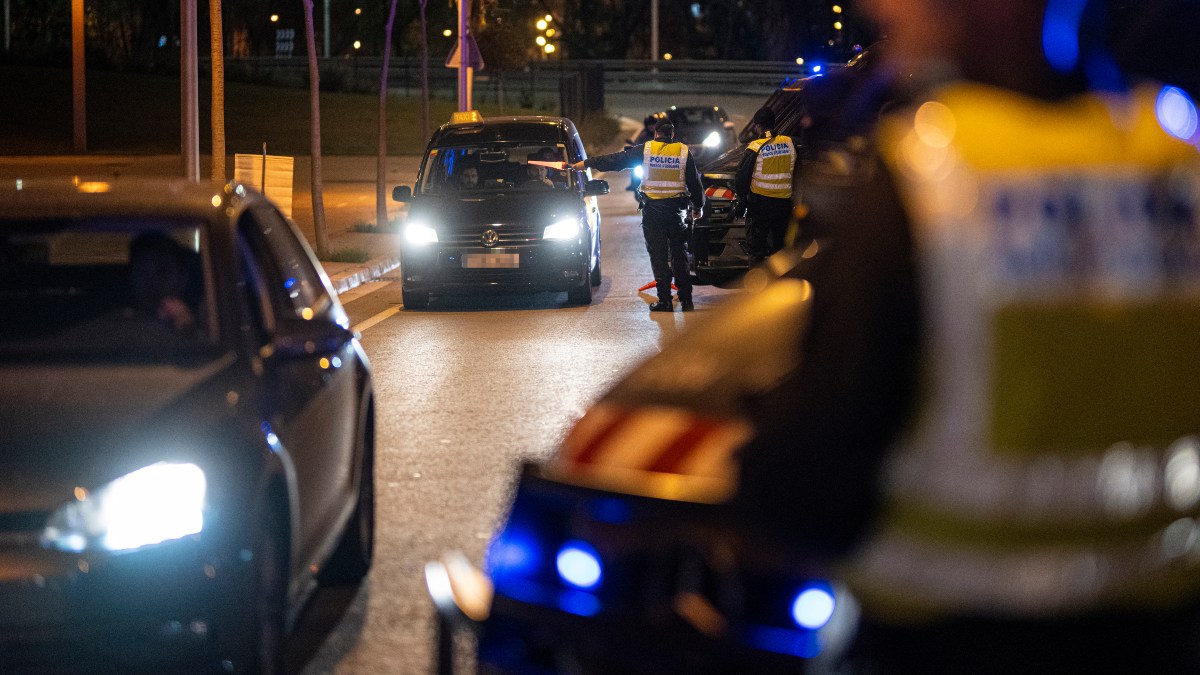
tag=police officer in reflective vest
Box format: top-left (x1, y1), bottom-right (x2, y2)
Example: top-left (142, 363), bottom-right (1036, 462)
top-left (728, 0), bottom-right (1200, 671)
top-left (572, 122), bottom-right (705, 312)
top-left (735, 107), bottom-right (797, 262)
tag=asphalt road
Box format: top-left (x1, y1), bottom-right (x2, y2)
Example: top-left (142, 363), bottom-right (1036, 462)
top-left (292, 188), bottom-right (740, 673)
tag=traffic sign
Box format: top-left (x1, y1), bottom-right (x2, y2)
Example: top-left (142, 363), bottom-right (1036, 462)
top-left (445, 34), bottom-right (485, 70)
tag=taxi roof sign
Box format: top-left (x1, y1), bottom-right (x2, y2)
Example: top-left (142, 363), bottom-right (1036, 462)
top-left (450, 110), bottom-right (484, 125)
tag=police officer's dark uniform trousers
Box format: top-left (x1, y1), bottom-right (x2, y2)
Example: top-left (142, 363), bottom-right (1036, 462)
top-left (577, 132), bottom-right (705, 311)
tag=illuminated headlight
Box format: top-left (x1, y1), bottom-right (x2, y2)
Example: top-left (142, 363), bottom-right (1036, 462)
top-left (702, 131), bottom-right (722, 148)
top-left (633, 166), bottom-right (644, 179)
top-left (42, 463), bottom-right (206, 552)
top-left (544, 218), bottom-right (581, 241)
top-left (791, 583), bottom-right (836, 630)
top-left (404, 221), bottom-right (439, 245)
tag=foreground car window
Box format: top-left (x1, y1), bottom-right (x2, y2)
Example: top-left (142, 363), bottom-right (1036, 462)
top-left (0, 218), bottom-right (216, 359)
top-left (419, 142), bottom-right (574, 194)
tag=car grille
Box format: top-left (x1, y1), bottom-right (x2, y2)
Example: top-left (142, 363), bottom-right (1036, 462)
top-left (440, 224), bottom-right (542, 248)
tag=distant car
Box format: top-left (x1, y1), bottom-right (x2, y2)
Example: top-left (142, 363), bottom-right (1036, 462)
top-left (0, 179), bottom-right (375, 673)
top-left (426, 246), bottom-right (857, 674)
top-left (392, 113), bottom-right (609, 309)
top-left (664, 105), bottom-right (738, 164)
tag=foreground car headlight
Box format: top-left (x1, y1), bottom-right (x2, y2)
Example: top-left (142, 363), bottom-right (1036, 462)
top-left (544, 218), bottom-right (581, 241)
top-left (633, 165), bottom-right (644, 179)
top-left (702, 131), bottom-right (722, 148)
top-left (42, 462), bottom-right (206, 552)
top-left (404, 220), bottom-right (439, 245)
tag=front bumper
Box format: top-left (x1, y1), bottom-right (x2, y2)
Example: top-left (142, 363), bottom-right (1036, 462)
top-left (0, 536), bottom-right (251, 673)
top-left (401, 242), bottom-right (589, 295)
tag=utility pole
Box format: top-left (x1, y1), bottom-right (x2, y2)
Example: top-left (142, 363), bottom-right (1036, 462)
top-left (651, 0), bottom-right (659, 62)
top-left (323, 0), bottom-right (330, 58)
top-left (71, 0), bottom-right (85, 153)
top-left (457, 0), bottom-right (469, 111)
top-left (5, 0), bottom-right (10, 52)
top-left (181, 0), bottom-right (200, 181)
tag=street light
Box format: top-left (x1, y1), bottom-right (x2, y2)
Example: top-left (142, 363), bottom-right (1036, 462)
top-left (270, 14), bottom-right (279, 22)
top-left (536, 19), bottom-right (548, 30)
top-left (443, 29), bottom-right (452, 37)
top-left (536, 36), bottom-right (546, 46)
top-left (544, 44), bottom-right (555, 54)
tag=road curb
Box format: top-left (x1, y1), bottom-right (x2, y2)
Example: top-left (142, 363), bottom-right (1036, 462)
top-left (327, 254), bottom-right (402, 295)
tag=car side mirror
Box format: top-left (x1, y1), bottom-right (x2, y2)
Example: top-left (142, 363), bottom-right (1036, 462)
top-left (584, 179), bottom-right (609, 196)
top-left (267, 318), bottom-right (354, 359)
top-left (392, 185), bottom-right (412, 202)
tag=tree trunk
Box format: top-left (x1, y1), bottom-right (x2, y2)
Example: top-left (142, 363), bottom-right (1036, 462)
top-left (377, 0), bottom-right (398, 230)
top-left (302, 0), bottom-right (329, 257)
top-left (419, 0), bottom-right (430, 141)
top-left (209, 0), bottom-right (225, 183)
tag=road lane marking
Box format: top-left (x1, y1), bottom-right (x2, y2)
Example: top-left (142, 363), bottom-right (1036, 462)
top-left (354, 306), bottom-right (400, 333)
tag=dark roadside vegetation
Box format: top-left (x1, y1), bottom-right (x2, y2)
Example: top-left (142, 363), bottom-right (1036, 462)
top-left (0, 66), bottom-right (621, 156)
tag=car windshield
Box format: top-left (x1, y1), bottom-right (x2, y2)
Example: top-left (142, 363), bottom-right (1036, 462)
top-left (0, 217), bottom-right (218, 361)
top-left (418, 142), bottom-right (574, 195)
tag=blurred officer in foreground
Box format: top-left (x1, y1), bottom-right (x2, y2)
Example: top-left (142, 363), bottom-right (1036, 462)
top-left (731, 0), bottom-right (1200, 671)
top-left (735, 106), bottom-right (797, 262)
top-left (573, 122), bottom-right (704, 311)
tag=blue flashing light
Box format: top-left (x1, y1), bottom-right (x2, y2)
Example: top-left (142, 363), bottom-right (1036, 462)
top-left (791, 583), bottom-right (836, 630)
top-left (556, 540), bottom-right (602, 590)
top-left (284, 277), bottom-right (296, 290)
top-left (487, 528), bottom-right (542, 583)
top-left (1042, 0), bottom-right (1087, 73)
top-left (811, 65), bottom-right (822, 74)
top-left (1157, 86), bottom-right (1199, 141)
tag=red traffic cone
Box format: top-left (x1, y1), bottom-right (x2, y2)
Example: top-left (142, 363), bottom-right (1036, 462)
top-left (638, 281), bottom-right (678, 292)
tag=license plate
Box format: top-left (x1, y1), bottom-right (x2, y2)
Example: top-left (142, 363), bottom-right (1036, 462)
top-left (462, 253), bottom-right (519, 269)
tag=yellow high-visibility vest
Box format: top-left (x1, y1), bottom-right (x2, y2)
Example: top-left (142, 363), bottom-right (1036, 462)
top-left (641, 141), bottom-right (688, 199)
top-left (845, 82), bottom-right (1200, 620)
top-left (748, 134), bottom-right (796, 198)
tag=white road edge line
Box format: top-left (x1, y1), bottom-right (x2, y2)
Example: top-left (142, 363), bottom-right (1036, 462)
top-left (354, 306), bottom-right (401, 334)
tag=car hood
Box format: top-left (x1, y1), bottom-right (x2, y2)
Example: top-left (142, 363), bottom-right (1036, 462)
top-left (409, 191), bottom-right (585, 228)
top-left (542, 247), bottom-right (814, 504)
top-left (0, 354), bottom-right (239, 512)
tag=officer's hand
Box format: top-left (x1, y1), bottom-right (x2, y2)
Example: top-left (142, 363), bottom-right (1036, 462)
top-left (569, 161), bottom-right (586, 172)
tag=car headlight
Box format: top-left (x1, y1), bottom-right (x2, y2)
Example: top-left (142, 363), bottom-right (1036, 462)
top-left (404, 220), bottom-right (439, 245)
top-left (702, 131), bottom-right (722, 148)
top-left (42, 462), bottom-right (206, 552)
top-left (544, 218), bottom-right (581, 241)
top-left (633, 165), bottom-right (644, 179)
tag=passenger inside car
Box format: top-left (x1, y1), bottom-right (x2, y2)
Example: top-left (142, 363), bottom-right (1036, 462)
top-left (128, 231), bottom-right (201, 334)
top-left (457, 165), bottom-right (480, 190)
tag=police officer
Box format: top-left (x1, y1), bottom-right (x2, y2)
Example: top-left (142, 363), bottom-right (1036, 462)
top-left (734, 106), bottom-right (796, 262)
top-left (729, 0), bottom-right (1200, 671)
top-left (572, 122), bottom-right (704, 312)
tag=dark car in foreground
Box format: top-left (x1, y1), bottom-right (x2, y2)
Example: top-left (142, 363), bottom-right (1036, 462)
top-left (426, 247), bottom-right (858, 674)
top-left (392, 113), bottom-right (609, 309)
top-left (0, 179), bottom-right (375, 673)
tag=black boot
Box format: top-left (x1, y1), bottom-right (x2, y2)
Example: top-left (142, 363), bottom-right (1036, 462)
top-left (649, 299), bottom-right (673, 312)
top-left (679, 298), bottom-right (694, 312)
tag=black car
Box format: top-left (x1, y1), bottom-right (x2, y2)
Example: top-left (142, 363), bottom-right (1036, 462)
top-left (664, 105), bottom-right (738, 164)
top-left (426, 247), bottom-right (857, 674)
top-left (692, 47), bottom-right (892, 286)
top-left (392, 114), bottom-right (609, 309)
top-left (0, 179), bottom-right (375, 673)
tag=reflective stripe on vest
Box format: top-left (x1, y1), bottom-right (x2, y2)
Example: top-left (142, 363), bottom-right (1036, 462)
top-left (845, 82), bottom-right (1200, 619)
top-left (641, 141), bottom-right (688, 199)
top-left (749, 135), bottom-right (795, 198)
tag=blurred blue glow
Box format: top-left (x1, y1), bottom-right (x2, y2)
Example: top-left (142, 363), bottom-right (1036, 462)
top-left (284, 277), bottom-right (296, 290)
top-left (791, 583), bottom-right (836, 629)
top-left (556, 541), bottom-right (602, 590)
top-left (1042, 0), bottom-right (1087, 73)
top-left (811, 65), bottom-right (822, 74)
top-left (746, 625), bottom-right (823, 658)
top-left (557, 589), bottom-right (602, 617)
top-left (157, 36), bottom-right (168, 48)
top-left (487, 528), bottom-right (542, 582)
top-left (1157, 86), bottom-right (1199, 141)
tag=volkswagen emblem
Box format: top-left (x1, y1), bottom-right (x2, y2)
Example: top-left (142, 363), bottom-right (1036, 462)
top-left (481, 229), bottom-right (499, 247)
